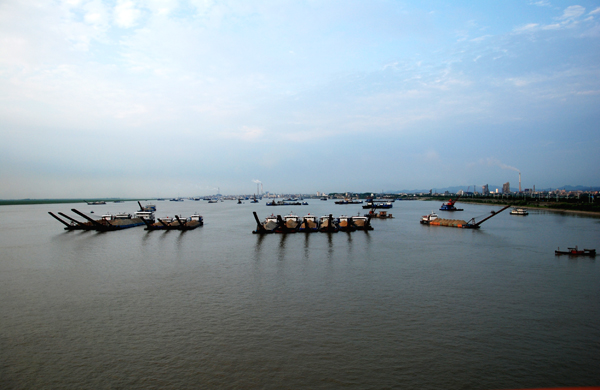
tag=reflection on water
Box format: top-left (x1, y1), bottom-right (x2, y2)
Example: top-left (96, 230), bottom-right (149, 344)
top-left (0, 201), bottom-right (599, 389)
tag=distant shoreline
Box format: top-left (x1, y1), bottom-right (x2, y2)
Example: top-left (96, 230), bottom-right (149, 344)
top-left (457, 201), bottom-right (600, 216)
top-left (0, 199), bottom-right (154, 206)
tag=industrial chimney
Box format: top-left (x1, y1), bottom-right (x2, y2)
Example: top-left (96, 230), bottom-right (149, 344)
top-left (519, 172), bottom-right (522, 192)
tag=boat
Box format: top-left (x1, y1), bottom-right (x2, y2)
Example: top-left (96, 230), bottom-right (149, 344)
top-left (335, 199), bottom-right (363, 204)
top-left (138, 201), bottom-right (156, 212)
top-left (420, 212), bottom-right (439, 224)
top-left (320, 197), bottom-right (328, 201)
top-left (555, 246), bottom-right (596, 256)
top-left (252, 212), bottom-right (279, 234)
top-left (68, 208), bottom-right (153, 231)
top-left (510, 208), bottom-right (529, 215)
top-left (85, 200), bottom-right (106, 205)
top-left (439, 194), bottom-right (463, 211)
top-left (362, 201), bottom-right (393, 209)
top-left (250, 194), bottom-right (259, 203)
top-left (237, 198), bottom-right (243, 204)
top-left (365, 210), bottom-right (393, 219)
top-left (277, 213), bottom-right (301, 233)
top-left (266, 200), bottom-right (303, 206)
top-left (319, 215), bottom-right (339, 233)
top-left (338, 215), bottom-right (356, 232)
top-left (170, 198), bottom-right (183, 202)
top-left (420, 205), bottom-right (510, 229)
top-left (207, 199), bottom-right (218, 203)
top-left (48, 211), bottom-right (97, 230)
top-left (145, 213), bottom-right (203, 231)
top-left (351, 215), bottom-right (373, 231)
top-left (299, 214), bottom-right (319, 232)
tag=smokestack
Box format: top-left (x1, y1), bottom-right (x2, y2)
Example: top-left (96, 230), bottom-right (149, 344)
top-left (519, 173), bottom-right (522, 192)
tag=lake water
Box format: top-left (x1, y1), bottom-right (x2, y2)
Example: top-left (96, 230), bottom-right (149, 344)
top-left (1, 200), bottom-right (599, 389)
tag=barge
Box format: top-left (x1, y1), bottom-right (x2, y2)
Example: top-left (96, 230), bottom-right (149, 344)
top-left (439, 194), bottom-right (463, 211)
top-left (421, 205), bottom-right (510, 229)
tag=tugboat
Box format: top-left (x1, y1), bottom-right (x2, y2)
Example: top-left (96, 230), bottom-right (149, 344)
top-left (439, 194), bottom-right (463, 211)
top-left (555, 246), bottom-right (596, 256)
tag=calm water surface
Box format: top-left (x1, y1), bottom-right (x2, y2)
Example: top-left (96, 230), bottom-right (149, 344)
top-left (1, 200), bottom-right (599, 389)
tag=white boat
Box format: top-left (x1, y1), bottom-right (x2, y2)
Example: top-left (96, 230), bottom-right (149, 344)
top-left (510, 208), bottom-right (529, 216)
top-left (420, 212), bottom-right (439, 224)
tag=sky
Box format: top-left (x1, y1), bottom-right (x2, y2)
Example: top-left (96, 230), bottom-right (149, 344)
top-left (1, 0), bottom-right (599, 198)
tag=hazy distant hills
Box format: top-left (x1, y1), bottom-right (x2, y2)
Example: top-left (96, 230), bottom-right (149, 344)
top-left (392, 185), bottom-right (600, 193)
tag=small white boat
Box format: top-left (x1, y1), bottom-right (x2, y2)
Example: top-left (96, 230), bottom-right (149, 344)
top-left (510, 208), bottom-right (529, 216)
top-left (420, 212), bottom-right (439, 224)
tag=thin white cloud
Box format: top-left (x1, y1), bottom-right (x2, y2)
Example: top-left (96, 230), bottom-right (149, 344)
top-left (530, 0), bottom-right (551, 7)
top-left (513, 23), bottom-right (539, 33)
top-left (114, 0), bottom-right (141, 28)
top-left (559, 5), bottom-right (585, 20)
top-left (590, 7), bottom-right (600, 15)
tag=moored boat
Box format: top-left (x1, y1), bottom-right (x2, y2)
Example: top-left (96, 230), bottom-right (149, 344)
top-left (277, 213), bottom-right (301, 233)
top-left (351, 215), bottom-right (373, 230)
top-left (146, 213), bottom-right (203, 230)
top-left (319, 215), bottom-right (339, 232)
top-left (65, 208), bottom-right (152, 231)
top-left (338, 215), bottom-right (356, 232)
top-left (299, 214), bottom-right (319, 232)
top-left (252, 212), bottom-right (279, 234)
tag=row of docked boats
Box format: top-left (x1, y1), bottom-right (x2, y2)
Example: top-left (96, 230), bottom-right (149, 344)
top-left (48, 202), bottom-right (203, 232)
top-left (252, 212), bottom-right (373, 234)
top-left (49, 209), bottom-right (204, 231)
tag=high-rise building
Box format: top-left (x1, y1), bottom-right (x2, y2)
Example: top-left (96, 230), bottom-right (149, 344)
top-left (502, 182), bottom-right (510, 193)
top-left (482, 184), bottom-right (489, 195)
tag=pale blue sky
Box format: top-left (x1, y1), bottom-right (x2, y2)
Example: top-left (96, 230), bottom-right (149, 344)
top-left (1, 0), bottom-right (599, 198)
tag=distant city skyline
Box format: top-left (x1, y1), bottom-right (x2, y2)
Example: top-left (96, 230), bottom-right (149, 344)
top-left (1, 1), bottom-right (599, 199)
